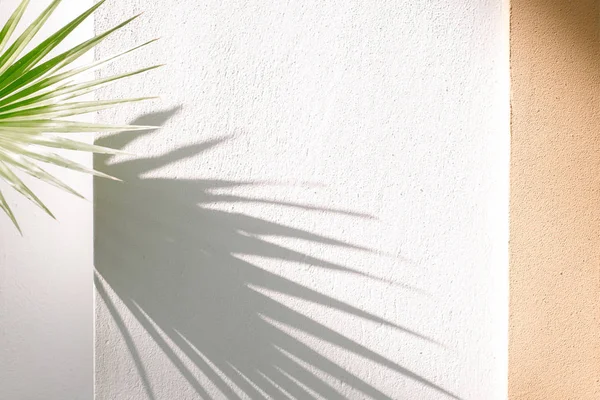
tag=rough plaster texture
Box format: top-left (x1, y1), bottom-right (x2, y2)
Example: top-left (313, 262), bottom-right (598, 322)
top-left (0, 0), bottom-right (94, 399)
top-left (93, 0), bottom-right (509, 399)
top-left (510, 0), bottom-right (600, 398)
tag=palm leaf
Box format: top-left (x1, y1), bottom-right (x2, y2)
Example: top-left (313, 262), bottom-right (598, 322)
top-left (0, 0), bottom-right (160, 232)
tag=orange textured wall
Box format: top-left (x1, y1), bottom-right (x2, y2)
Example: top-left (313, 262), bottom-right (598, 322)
top-left (510, 0), bottom-right (600, 398)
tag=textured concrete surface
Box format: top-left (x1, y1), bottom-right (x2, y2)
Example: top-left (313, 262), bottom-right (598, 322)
top-left (92, 0), bottom-right (509, 399)
top-left (0, 1), bottom-right (94, 399)
top-left (94, 1), bottom-right (508, 399)
top-left (510, 1), bottom-right (600, 398)
top-left (0, 0), bottom-right (510, 399)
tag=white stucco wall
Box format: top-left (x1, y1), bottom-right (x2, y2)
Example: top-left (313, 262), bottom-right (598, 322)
top-left (90, 0), bottom-right (509, 399)
top-left (0, 1), bottom-right (94, 399)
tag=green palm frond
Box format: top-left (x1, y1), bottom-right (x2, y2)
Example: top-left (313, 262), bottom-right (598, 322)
top-left (0, 0), bottom-right (160, 233)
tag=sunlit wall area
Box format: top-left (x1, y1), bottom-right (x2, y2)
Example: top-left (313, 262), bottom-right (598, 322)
top-left (510, 0), bottom-right (600, 398)
top-left (94, 0), bottom-right (509, 399)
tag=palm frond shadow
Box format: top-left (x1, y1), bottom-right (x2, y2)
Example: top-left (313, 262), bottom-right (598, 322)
top-left (94, 108), bottom-right (459, 400)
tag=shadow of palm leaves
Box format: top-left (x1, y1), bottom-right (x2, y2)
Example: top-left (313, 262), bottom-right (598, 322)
top-left (94, 108), bottom-right (458, 400)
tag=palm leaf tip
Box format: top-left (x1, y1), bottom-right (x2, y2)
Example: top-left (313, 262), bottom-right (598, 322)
top-left (0, 0), bottom-right (159, 232)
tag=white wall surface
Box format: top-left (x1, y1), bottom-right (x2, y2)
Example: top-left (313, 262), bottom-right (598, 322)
top-left (0, 1), bottom-right (94, 399)
top-left (93, 0), bottom-right (509, 399)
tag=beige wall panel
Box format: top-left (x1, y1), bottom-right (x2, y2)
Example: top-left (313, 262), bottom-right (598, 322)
top-left (510, 0), bottom-right (600, 398)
